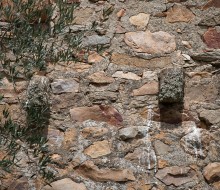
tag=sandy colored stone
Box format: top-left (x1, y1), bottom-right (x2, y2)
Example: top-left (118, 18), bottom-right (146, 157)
top-left (112, 71), bottom-right (141, 80)
top-left (84, 140), bottom-right (111, 158)
top-left (73, 8), bottom-right (94, 24)
top-left (117, 9), bottom-right (126, 18)
top-left (70, 105), bottom-right (123, 125)
top-left (76, 160), bottom-right (135, 182)
top-left (132, 81), bottom-right (158, 96)
top-left (129, 13), bottom-right (150, 29)
top-left (62, 128), bottom-right (78, 149)
top-left (87, 71), bottom-right (115, 84)
top-left (111, 53), bottom-right (172, 69)
top-left (158, 159), bottom-right (169, 169)
top-left (81, 127), bottom-right (109, 138)
top-left (203, 28), bottom-right (220, 49)
top-left (203, 162), bottom-right (220, 183)
top-left (127, 181), bottom-right (152, 190)
top-left (124, 30), bottom-right (176, 54)
top-left (43, 178), bottom-right (87, 190)
top-left (166, 4), bottom-right (195, 23)
top-left (213, 181), bottom-right (220, 190)
top-left (88, 52), bottom-right (104, 64)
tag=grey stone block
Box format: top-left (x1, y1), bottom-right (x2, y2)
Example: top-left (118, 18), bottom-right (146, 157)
top-left (158, 68), bottom-right (184, 103)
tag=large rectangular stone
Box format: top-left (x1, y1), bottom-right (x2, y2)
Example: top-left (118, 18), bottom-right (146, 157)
top-left (158, 68), bottom-right (184, 103)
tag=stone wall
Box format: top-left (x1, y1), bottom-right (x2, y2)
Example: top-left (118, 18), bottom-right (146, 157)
top-left (1, 0), bottom-right (220, 189)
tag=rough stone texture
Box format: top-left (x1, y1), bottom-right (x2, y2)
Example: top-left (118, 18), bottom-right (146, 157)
top-left (112, 71), bottom-right (141, 80)
top-left (132, 82), bottom-right (158, 96)
top-left (26, 75), bottom-right (50, 107)
top-left (203, 162), bottom-right (220, 183)
top-left (70, 105), bottom-right (123, 125)
top-left (87, 71), bottom-right (115, 84)
top-left (129, 13), bottom-right (150, 29)
top-left (111, 53), bottom-right (172, 68)
top-left (199, 109), bottom-right (220, 125)
top-left (1, 0), bottom-right (220, 189)
top-left (166, 4), bottom-right (195, 23)
top-left (82, 35), bottom-right (110, 47)
top-left (159, 68), bottom-right (184, 103)
top-left (202, 0), bottom-right (220, 10)
top-left (43, 178), bottom-right (87, 190)
top-left (155, 166), bottom-right (198, 186)
top-left (124, 31), bottom-right (176, 55)
top-left (51, 79), bottom-right (79, 94)
top-left (203, 28), bottom-right (220, 49)
top-left (84, 140), bottom-right (111, 158)
top-left (76, 160), bottom-right (136, 182)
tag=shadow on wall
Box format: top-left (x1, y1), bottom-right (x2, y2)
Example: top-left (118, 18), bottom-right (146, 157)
top-left (158, 67), bottom-right (185, 129)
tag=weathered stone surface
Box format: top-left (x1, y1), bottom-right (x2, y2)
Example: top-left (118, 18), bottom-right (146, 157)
top-left (191, 50), bottom-right (220, 63)
top-left (199, 109), bottom-right (220, 125)
top-left (117, 9), bottom-right (126, 19)
top-left (76, 160), bottom-right (136, 182)
top-left (62, 128), bottom-right (78, 149)
top-left (203, 28), bottom-right (220, 49)
top-left (8, 177), bottom-right (29, 190)
top-left (199, 14), bottom-right (220, 27)
top-left (155, 166), bottom-right (198, 186)
top-left (213, 181), bottom-right (220, 190)
top-left (87, 71), bottom-right (115, 84)
top-left (119, 125), bottom-right (158, 140)
top-left (185, 76), bottom-right (218, 103)
top-left (70, 105), bottom-right (123, 125)
top-left (88, 53), bottom-right (104, 64)
top-left (111, 53), bottom-right (172, 68)
top-left (180, 124), bottom-right (211, 158)
top-left (43, 178), bottom-right (87, 190)
top-left (203, 162), bottom-right (220, 183)
top-left (84, 140), bottom-right (111, 158)
top-left (158, 68), bottom-right (184, 103)
top-left (119, 127), bottom-right (138, 140)
top-left (153, 140), bottom-right (171, 156)
top-left (132, 82), bottom-right (158, 96)
top-left (202, 0), bottom-right (220, 10)
top-left (129, 13), bottom-right (150, 29)
top-left (47, 128), bottom-right (64, 148)
top-left (112, 71), bottom-right (141, 80)
top-left (0, 77), bottom-right (26, 99)
top-left (124, 31), bottom-right (176, 55)
top-left (73, 8), bottom-right (94, 24)
top-left (81, 127), bottom-right (109, 138)
top-left (27, 75), bottom-right (50, 107)
top-left (51, 79), bottom-right (79, 94)
top-left (166, 4), bottom-right (195, 23)
top-left (125, 148), bottom-right (157, 169)
top-left (82, 35), bottom-right (110, 47)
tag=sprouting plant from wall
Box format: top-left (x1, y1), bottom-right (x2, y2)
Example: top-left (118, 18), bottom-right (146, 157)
top-left (0, 0), bottom-right (86, 188)
top-left (0, 0), bottom-right (82, 81)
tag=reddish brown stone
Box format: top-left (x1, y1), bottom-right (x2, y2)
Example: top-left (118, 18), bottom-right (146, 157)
top-left (202, 0), bottom-right (220, 10)
top-left (203, 28), bottom-right (220, 49)
top-left (203, 162), bottom-right (220, 183)
top-left (70, 105), bottom-right (123, 125)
